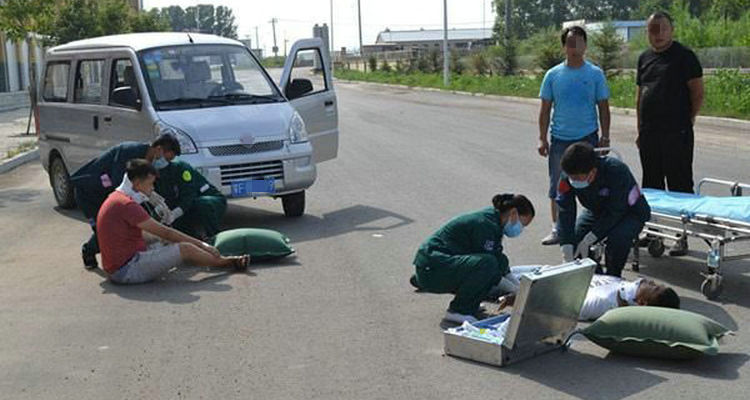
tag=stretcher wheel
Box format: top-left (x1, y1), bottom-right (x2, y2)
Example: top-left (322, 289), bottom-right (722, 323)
top-left (701, 274), bottom-right (724, 300)
top-left (648, 239), bottom-right (665, 258)
top-left (631, 262), bottom-right (640, 272)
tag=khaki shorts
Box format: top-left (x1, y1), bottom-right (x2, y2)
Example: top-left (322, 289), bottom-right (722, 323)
top-left (109, 243), bottom-right (182, 284)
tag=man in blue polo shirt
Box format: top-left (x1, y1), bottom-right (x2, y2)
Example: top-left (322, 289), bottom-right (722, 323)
top-left (538, 25), bottom-right (611, 245)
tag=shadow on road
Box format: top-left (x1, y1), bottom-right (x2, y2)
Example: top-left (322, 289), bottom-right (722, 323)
top-left (96, 256), bottom-right (300, 304)
top-left (680, 296), bottom-right (739, 331)
top-left (53, 205), bottom-right (88, 223)
top-left (603, 351), bottom-right (749, 381)
top-left (223, 203), bottom-right (415, 244)
top-left (0, 188), bottom-right (41, 208)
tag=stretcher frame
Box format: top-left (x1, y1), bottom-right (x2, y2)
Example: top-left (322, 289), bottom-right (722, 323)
top-left (633, 178), bottom-right (750, 299)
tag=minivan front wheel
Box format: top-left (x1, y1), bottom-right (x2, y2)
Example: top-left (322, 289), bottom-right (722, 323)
top-left (281, 191), bottom-right (305, 217)
top-left (50, 156), bottom-right (76, 209)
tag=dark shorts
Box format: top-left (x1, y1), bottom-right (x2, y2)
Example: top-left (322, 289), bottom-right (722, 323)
top-left (548, 131), bottom-right (599, 198)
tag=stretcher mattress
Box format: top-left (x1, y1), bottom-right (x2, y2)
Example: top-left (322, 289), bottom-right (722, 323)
top-left (643, 188), bottom-right (750, 223)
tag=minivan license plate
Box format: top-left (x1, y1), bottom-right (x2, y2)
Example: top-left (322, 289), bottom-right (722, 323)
top-left (231, 179), bottom-right (276, 197)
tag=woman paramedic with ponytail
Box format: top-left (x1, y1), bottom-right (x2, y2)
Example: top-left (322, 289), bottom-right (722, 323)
top-left (410, 194), bottom-right (535, 324)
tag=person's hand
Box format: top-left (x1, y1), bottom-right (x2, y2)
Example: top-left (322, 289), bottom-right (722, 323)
top-left (538, 138), bottom-right (550, 157)
top-left (561, 244), bottom-right (574, 262)
top-left (575, 232), bottom-right (598, 259)
top-left (598, 136), bottom-right (610, 153)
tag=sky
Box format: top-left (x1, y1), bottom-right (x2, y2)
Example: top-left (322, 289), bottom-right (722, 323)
top-left (142, 0), bottom-right (496, 56)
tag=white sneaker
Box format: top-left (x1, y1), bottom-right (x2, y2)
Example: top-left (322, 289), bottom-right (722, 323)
top-left (541, 229), bottom-right (560, 245)
top-left (444, 310), bottom-right (478, 324)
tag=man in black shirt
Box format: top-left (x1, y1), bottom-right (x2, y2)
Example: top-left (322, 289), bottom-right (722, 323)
top-left (636, 11), bottom-right (704, 255)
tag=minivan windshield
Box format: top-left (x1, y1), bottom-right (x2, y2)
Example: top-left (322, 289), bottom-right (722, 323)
top-left (140, 44), bottom-right (284, 111)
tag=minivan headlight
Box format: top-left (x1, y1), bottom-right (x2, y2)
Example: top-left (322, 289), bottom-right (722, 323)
top-left (288, 111), bottom-right (308, 143)
top-left (153, 121), bottom-right (198, 154)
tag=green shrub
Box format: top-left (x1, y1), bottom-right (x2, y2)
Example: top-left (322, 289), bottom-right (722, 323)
top-left (368, 55), bottom-right (378, 72)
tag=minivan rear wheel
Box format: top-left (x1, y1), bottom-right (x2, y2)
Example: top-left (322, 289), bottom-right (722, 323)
top-left (50, 156), bottom-right (76, 209)
top-left (281, 191), bottom-right (305, 217)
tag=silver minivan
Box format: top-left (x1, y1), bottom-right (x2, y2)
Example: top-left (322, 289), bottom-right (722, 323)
top-left (38, 32), bottom-right (338, 217)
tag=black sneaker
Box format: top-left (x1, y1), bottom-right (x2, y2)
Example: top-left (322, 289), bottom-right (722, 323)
top-left (81, 244), bottom-right (98, 270)
top-left (409, 274), bottom-right (421, 290)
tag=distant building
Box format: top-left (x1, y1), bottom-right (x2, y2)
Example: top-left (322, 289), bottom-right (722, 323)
top-left (363, 27), bottom-right (494, 54)
top-left (562, 20), bottom-right (646, 42)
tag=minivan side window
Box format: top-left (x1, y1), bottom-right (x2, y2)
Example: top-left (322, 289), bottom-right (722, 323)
top-left (42, 62), bottom-right (70, 102)
top-left (109, 58), bottom-right (140, 108)
top-left (74, 59), bottom-right (105, 104)
top-left (289, 48), bottom-right (328, 96)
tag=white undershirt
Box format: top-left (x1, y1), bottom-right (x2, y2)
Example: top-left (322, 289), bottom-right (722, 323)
top-left (579, 275), bottom-right (642, 321)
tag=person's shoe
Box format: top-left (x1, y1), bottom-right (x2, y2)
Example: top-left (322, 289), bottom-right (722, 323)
top-left (443, 310), bottom-right (478, 324)
top-left (541, 229), bottom-right (560, 245)
top-left (409, 274), bottom-right (421, 290)
top-left (668, 239), bottom-right (688, 256)
top-left (81, 244), bottom-right (98, 270)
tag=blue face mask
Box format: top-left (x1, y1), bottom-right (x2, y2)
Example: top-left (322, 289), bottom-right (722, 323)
top-left (153, 156), bottom-right (169, 170)
top-left (504, 219), bottom-right (523, 238)
top-left (569, 179), bottom-right (590, 189)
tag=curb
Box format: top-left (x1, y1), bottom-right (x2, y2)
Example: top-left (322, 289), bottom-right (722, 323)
top-left (0, 148), bottom-right (39, 174)
top-left (336, 79), bottom-right (750, 130)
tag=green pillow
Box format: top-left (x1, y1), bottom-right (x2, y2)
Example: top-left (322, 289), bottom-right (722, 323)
top-left (581, 306), bottom-right (730, 360)
top-left (211, 228), bottom-right (295, 261)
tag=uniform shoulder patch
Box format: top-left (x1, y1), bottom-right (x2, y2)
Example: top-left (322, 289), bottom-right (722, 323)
top-left (182, 170), bottom-right (192, 182)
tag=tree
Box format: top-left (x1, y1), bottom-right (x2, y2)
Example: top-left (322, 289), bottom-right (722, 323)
top-left (590, 23), bottom-right (625, 74)
top-left (534, 28), bottom-right (564, 71)
top-left (471, 53), bottom-right (489, 76)
top-left (214, 6), bottom-right (238, 38)
top-left (450, 51), bottom-right (465, 75)
top-left (54, 0), bottom-right (102, 45)
top-left (131, 9), bottom-right (170, 33)
top-left (99, 0), bottom-right (133, 37)
top-left (197, 4), bottom-right (215, 34)
top-left (161, 5), bottom-right (187, 32)
top-left (0, 0), bottom-right (59, 42)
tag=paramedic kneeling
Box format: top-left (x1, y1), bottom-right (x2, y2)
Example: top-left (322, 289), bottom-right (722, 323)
top-left (97, 159), bottom-right (249, 284)
top-left (557, 143), bottom-right (651, 277)
top-left (412, 194), bottom-right (535, 324)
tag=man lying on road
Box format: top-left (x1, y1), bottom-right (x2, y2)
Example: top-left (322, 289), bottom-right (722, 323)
top-left (493, 265), bottom-right (680, 321)
top-left (97, 159), bottom-right (249, 284)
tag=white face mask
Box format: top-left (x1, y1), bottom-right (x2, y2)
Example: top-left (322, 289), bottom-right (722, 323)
top-left (116, 174), bottom-right (149, 204)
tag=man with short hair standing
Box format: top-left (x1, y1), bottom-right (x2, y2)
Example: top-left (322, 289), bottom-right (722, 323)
top-left (538, 26), bottom-right (611, 245)
top-left (637, 11), bottom-right (704, 255)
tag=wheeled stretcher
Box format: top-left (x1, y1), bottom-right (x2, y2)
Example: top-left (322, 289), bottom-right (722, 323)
top-left (634, 178), bottom-right (750, 299)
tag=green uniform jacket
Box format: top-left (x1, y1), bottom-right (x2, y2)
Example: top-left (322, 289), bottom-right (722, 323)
top-left (556, 157), bottom-right (652, 246)
top-left (413, 207), bottom-right (510, 276)
top-left (155, 160), bottom-right (226, 237)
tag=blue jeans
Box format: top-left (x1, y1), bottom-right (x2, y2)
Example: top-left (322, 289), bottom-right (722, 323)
top-left (548, 131), bottom-right (599, 199)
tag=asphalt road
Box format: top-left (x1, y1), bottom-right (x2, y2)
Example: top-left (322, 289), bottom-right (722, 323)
top-left (1, 80), bottom-right (749, 399)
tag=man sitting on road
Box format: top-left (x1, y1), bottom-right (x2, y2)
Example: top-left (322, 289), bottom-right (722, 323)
top-left (97, 159), bottom-right (249, 284)
top-left (494, 266), bottom-right (680, 321)
top-left (72, 134), bottom-right (181, 269)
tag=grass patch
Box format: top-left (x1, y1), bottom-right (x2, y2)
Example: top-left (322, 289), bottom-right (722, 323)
top-left (335, 69), bottom-right (750, 121)
top-left (5, 140), bottom-right (37, 159)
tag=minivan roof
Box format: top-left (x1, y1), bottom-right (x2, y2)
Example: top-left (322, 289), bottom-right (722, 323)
top-left (49, 32), bottom-right (243, 53)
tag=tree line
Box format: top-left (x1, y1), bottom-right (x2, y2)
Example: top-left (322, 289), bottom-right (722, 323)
top-left (0, 0), bottom-right (238, 45)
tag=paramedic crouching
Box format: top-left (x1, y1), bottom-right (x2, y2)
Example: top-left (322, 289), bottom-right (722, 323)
top-left (97, 159), bottom-right (249, 284)
top-left (557, 143), bottom-right (651, 277)
top-left (411, 194), bottom-right (535, 324)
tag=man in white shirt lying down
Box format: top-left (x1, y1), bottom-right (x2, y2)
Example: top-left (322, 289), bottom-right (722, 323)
top-left (492, 265), bottom-right (680, 321)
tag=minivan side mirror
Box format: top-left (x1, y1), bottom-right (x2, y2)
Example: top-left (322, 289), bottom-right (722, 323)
top-left (111, 86), bottom-right (141, 110)
top-left (285, 78), bottom-right (314, 100)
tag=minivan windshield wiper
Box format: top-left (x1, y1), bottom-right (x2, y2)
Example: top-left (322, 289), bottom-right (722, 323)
top-left (155, 97), bottom-right (231, 110)
top-left (207, 93), bottom-right (282, 104)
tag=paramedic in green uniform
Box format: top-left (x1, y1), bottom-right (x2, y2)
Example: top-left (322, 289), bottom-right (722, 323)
top-left (155, 160), bottom-right (227, 240)
top-left (71, 135), bottom-right (181, 269)
top-left (411, 194), bottom-right (536, 324)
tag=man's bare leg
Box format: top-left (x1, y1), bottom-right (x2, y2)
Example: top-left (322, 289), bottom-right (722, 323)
top-left (541, 199), bottom-right (560, 245)
top-left (178, 243), bottom-right (248, 268)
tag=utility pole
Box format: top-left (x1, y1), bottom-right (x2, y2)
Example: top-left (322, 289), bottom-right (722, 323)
top-left (270, 18), bottom-right (279, 58)
top-left (254, 26), bottom-right (260, 53)
top-left (443, 0), bottom-right (449, 86)
top-left (284, 35), bottom-right (289, 58)
top-left (504, 0), bottom-right (511, 45)
top-left (330, 0), bottom-right (335, 68)
top-left (483, 0), bottom-right (486, 32)
top-left (357, 0), bottom-right (364, 72)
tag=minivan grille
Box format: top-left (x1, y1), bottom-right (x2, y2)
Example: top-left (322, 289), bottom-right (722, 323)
top-left (209, 141), bottom-right (285, 156)
top-left (220, 160), bottom-right (284, 185)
